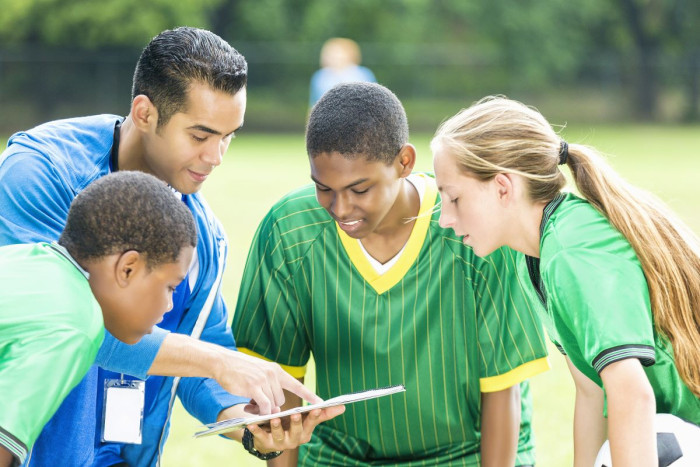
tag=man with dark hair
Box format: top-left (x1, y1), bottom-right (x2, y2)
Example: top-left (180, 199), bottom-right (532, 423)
top-left (233, 82), bottom-right (550, 466)
top-left (0, 27), bottom-right (340, 466)
top-left (0, 171), bottom-right (197, 467)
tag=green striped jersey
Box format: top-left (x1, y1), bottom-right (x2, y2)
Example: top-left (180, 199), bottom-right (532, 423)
top-left (233, 174), bottom-right (549, 465)
top-left (527, 192), bottom-right (700, 423)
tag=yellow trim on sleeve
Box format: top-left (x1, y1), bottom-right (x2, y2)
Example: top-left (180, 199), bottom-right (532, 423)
top-left (238, 347), bottom-right (307, 379)
top-left (336, 174), bottom-right (438, 295)
top-left (479, 357), bottom-right (551, 393)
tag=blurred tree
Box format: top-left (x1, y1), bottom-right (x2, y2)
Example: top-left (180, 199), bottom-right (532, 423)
top-left (0, 0), bottom-right (221, 47)
top-left (672, 0), bottom-right (700, 121)
top-left (1, 0), bottom-right (697, 122)
top-left (208, 0), bottom-right (239, 40)
top-left (592, 0), bottom-right (700, 120)
top-left (617, 0), bottom-right (667, 119)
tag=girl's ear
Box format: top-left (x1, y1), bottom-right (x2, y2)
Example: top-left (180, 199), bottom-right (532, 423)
top-left (493, 173), bottom-right (515, 202)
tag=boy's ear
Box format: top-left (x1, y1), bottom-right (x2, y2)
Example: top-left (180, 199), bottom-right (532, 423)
top-left (396, 144), bottom-right (417, 177)
top-left (115, 250), bottom-right (145, 287)
top-left (131, 94), bottom-right (158, 131)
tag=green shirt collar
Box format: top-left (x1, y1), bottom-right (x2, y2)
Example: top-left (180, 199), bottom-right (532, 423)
top-left (48, 242), bottom-right (90, 280)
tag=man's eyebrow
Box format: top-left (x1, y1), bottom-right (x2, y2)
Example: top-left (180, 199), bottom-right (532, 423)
top-left (310, 175), bottom-right (369, 189)
top-left (186, 123), bottom-right (243, 136)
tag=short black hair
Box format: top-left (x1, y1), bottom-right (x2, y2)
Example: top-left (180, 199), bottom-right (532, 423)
top-left (59, 171), bottom-right (197, 268)
top-left (306, 82), bottom-right (409, 164)
top-left (132, 27), bottom-right (248, 127)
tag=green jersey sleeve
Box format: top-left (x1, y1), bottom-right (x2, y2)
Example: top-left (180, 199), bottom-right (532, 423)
top-left (473, 246), bottom-right (550, 392)
top-left (232, 211), bottom-right (311, 378)
top-left (544, 248), bottom-right (655, 380)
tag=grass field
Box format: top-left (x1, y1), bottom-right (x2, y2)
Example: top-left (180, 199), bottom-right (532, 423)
top-left (161, 124), bottom-right (700, 466)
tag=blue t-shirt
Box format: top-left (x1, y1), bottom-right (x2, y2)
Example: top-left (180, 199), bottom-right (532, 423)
top-left (309, 65), bottom-right (376, 106)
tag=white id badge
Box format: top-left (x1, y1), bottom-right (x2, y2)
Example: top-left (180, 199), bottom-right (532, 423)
top-left (101, 378), bottom-right (145, 444)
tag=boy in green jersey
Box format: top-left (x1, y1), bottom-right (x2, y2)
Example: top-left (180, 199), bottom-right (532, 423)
top-left (233, 83), bottom-right (550, 466)
top-left (0, 171), bottom-right (197, 466)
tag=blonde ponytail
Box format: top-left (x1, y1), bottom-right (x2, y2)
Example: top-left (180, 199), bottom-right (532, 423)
top-left (565, 145), bottom-right (700, 397)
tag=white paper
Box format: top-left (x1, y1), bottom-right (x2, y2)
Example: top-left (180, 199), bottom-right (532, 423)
top-left (194, 384), bottom-right (406, 438)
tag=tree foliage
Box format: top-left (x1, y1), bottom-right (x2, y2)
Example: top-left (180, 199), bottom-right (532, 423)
top-left (0, 0), bottom-right (697, 120)
top-left (0, 0), bottom-right (222, 47)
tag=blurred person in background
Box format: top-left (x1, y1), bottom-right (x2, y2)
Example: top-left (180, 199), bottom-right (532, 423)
top-left (309, 38), bottom-right (376, 107)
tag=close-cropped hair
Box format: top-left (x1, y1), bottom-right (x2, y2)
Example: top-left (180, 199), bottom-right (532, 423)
top-left (59, 171), bottom-right (197, 268)
top-left (432, 95), bottom-right (700, 397)
top-left (132, 26), bottom-right (248, 128)
top-left (306, 82), bottom-right (408, 164)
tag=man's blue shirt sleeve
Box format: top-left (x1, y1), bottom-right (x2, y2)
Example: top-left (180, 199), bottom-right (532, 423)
top-left (0, 150), bottom-right (72, 245)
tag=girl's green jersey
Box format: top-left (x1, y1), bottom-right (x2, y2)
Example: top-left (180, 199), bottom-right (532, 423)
top-left (528, 193), bottom-right (700, 423)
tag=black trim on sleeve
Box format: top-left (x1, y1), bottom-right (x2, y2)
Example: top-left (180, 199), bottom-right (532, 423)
top-left (0, 425), bottom-right (27, 466)
top-left (591, 344), bottom-right (656, 374)
top-left (554, 343), bottom-right (567, 355)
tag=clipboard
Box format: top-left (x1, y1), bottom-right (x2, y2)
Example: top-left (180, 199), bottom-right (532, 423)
top-left (194, 384), bottom-right (406, 438)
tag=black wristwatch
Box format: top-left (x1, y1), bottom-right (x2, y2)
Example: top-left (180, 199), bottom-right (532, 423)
top-left (242, 427), bottom-right (283, 460)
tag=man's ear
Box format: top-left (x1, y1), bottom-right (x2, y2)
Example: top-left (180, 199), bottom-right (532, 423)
top-left (396, 144), bottom-right (417, 177)
top-left (493, 173), bottom-right (515, 203)
top-left (131, 94), bottom-right (158, 131)
top-left (115, 250), bottom-right (144, 287)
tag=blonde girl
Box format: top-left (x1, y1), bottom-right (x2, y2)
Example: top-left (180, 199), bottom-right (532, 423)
top-left (431, 96), bottom-right (700, 466)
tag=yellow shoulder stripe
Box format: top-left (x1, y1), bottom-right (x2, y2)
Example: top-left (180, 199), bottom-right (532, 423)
top-left (479, 357), bottom-right (550, 393)
top-left (238, 347), bottom-right (307, 379)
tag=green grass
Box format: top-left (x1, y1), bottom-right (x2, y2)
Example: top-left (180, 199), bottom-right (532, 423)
top-left (161, 125), bottom-right (700, 466)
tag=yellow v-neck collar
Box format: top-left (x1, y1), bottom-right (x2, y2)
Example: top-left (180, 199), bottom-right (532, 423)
top-left (336, 174), bottom-right (437, 294)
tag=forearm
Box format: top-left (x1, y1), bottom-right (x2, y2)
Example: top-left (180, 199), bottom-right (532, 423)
top-left (602, 359), bottom-right (656, 467)
top-left (147, 332), bottom-right (223, 379)
top-left (480, 385), bottom-right (520, 467)
top-left (566, 357), bottom-right (607, 467)
top-left (572, 385), bottom-right (607, 467)
top-left (216, 405), bottom-right (248, 443)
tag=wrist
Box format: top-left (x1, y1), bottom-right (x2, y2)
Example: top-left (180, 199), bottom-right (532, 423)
top-left (242, 427), bottom-right (282, 460)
